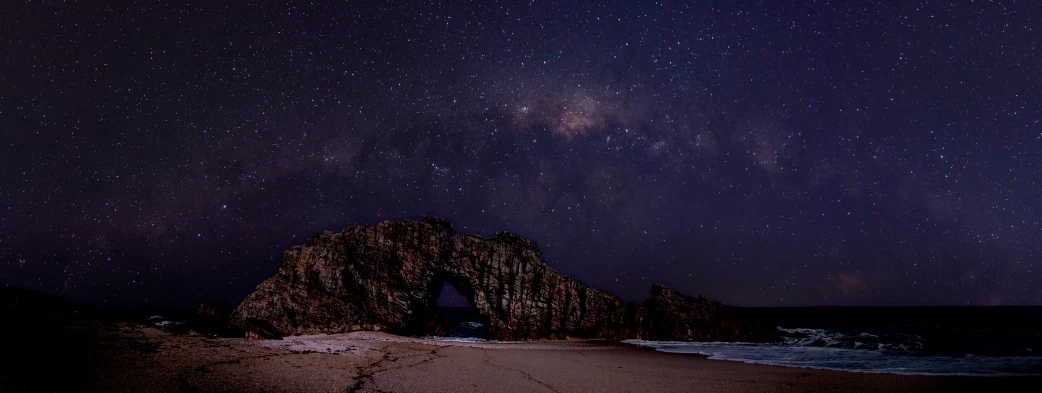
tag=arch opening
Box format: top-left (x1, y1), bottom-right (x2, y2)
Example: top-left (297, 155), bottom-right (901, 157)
top-left (401, 272), bottom-right (489, 340)
top-left (434, 281), bottom-right (486, 339)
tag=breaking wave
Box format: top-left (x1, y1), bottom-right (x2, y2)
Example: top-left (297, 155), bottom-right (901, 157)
top-left (624, 326), bottom-right (1042, 376)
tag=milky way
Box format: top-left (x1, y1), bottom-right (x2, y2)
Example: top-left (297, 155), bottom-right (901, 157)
top-left (1, 1), bottom-right (1040, 306)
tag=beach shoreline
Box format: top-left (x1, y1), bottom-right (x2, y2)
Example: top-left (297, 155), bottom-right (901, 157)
top-left (4, 318), bottom-right (1039, 393)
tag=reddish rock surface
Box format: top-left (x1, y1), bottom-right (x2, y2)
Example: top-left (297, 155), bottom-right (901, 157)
top-left (230, 217), bottom-right (777, 342)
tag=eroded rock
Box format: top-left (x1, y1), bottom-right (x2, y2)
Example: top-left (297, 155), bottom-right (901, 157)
top-left (230, 217), bottom-right (778, 342)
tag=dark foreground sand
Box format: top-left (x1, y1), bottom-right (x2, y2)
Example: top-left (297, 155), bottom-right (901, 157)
top-left (2, 321), bottom-right (1039, 392)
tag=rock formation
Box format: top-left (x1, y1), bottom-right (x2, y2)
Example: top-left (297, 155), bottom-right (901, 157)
top-left (191, 300), bottom-right (233, 336)
top-left (631, 284), bottom-right (778, 342)
top-left (230, 217), bottom-right (777, 342)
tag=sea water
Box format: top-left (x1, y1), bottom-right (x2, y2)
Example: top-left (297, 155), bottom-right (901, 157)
top-left (624, 333), bottom-right (1042, 376)
top-left (624, 306), bottom-right (1042, 376)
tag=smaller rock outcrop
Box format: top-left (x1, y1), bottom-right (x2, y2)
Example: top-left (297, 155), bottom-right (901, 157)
top-left (191, 300), bottom-right (233, 336)
top-left (634, 284), bottom-right (777, 342)
top-left (1, 286), bottom-right (79, 318)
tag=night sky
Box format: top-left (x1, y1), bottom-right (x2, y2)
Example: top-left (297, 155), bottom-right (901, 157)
top-left (2, 1), bottom-right (1040, 307)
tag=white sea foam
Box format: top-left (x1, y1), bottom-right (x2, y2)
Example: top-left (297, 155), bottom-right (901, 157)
top-left (146, 315), bottom-right (183, 329)
top-left (622, 339), bottom-right (1042, 376)
top-left (422, 336), bottom-right (494, 343)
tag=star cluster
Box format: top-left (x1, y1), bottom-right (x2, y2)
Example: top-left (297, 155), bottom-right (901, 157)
top-left (1, 1), bottom-right (1039, 306)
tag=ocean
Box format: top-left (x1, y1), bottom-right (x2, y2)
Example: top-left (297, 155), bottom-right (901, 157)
top-left (626, 306), bottom-right (1042, 376)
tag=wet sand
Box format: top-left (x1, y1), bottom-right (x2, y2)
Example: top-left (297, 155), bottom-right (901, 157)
top-left (3, 322), bottom-right (1039, 392)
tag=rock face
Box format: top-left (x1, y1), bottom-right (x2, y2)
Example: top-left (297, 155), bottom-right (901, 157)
top-left (230, 217), bottom-right (777, 342)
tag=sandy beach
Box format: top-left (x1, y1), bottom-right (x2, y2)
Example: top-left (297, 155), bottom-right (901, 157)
top-left (4, 319), bottom-right (1038, 393)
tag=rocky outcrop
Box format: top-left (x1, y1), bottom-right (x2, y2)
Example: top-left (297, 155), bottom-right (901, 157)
top-left (631, 284), bottom-right (777, 342)
top-left (1, 286), bottom-right (80, 318)
top-left (230, 217), bottom-right (778, 342)
top-left (191, 300), bottom-right (233, 336)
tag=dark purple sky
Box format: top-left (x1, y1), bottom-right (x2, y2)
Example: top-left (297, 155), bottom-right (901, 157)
top-left (1, 1), bottom-right (1039, 307)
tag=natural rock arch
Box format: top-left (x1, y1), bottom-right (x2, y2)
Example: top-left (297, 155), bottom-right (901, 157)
top-left (230, 217), bottom-right (777, 342)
